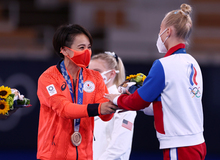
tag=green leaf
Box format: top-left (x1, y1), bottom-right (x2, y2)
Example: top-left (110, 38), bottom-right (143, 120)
top-left (6, 94), bottom-right (14, 107)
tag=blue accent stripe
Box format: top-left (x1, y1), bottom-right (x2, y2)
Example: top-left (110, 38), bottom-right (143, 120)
top-left (138, 60), bottom-right (165, 102)
top-left (169, 148), bottom-right (178, 160)
top-left (169, 149), bottom-right (171, 160)
top-left (173, 48), bottom-right (186, 54)
top-left (189, 64), bottom-right (194, 86)
top-left (176, 148), bottom-right (178, 160)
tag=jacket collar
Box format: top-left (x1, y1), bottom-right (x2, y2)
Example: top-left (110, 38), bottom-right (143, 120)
top-left (56, 60), bottom-right (63, 73)
top-left (164, 43), bottom-right (186, 57)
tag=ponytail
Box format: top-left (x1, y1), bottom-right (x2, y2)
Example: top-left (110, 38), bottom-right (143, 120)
top-left (114, 57), bottom-right (125, 87)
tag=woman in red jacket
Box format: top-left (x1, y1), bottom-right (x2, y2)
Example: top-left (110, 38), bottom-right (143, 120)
top-left (37, 24), bottom-right (117, 160)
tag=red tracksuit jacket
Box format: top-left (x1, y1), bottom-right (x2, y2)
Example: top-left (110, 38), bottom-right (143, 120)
top-left (37, 61), bottom-right (113, 160)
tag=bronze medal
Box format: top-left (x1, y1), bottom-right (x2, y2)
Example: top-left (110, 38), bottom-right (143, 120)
top-left (71, 132), bottom-right (82, 146)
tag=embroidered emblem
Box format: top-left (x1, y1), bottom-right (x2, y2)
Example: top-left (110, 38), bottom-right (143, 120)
top-left (61, 82), bottom-right (66, 91)
top-left (122, 119), bottom-right (132, 131)
top-left (46, 84), bottom-right (57, 96)
top-left (83, 81), bottom-right (95, 93)
top-left (189, 64), bottom-right (198, 86)
top-left (188, 64), bottom-right (201, 98)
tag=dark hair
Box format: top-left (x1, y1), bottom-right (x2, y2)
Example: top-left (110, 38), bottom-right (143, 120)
top-left (53, 24), bottom-right (93, 58)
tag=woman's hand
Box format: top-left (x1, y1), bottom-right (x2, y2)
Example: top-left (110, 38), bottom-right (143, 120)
top-left (104, 94), bottom-right (120, 103)
top-left (100, 101), bottom-right (118, 115)
top-left (125, 89), bottom-right (131, 95)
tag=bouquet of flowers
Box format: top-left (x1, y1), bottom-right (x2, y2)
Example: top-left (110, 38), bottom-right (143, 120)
top-left (0, 85), bottom-right (31, 115)
top-left (118, 73), bottom-right (147, 94)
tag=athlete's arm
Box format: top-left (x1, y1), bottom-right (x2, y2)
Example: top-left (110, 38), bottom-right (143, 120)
top-left (117, 60), bottom-right (165, 110)
top-left (37, 74), bottom-right (113, 119)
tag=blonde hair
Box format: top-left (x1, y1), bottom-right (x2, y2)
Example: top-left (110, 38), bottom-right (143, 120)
top-left (91, 53), bottom-right (125, 87)
top-left (163, 3), bottom-right (192, 42)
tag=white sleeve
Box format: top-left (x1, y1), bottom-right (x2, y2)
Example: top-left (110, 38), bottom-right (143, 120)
top-left (141, 103), bottom-right (154, 116)
top-left (98, 111), bottom-right (137, 160)
top-left (113, 95), bottom-right (119, 105)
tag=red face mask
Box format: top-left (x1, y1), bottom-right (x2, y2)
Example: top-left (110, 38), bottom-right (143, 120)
top-left (65, 47), bottom-right (92, 68)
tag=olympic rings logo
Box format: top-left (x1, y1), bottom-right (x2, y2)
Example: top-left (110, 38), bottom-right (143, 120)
top-left (189, 87), bottom-right (201, 98)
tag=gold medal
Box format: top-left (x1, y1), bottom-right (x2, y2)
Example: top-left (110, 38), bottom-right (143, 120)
top-left (71, 132), bottom-right (82, 146)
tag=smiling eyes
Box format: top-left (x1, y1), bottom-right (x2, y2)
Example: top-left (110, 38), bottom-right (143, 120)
top-left (78, 45), bottom-right (92, 50)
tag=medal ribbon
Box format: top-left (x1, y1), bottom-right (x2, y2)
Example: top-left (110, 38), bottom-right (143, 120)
top-left (60, 60), bottom-right (83, 132)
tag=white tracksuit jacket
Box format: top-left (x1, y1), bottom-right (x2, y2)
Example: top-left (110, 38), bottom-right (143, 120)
top-left (116, 44), bottom-right (205, 149)
top-left (93, 85), bottom-right (137, 160)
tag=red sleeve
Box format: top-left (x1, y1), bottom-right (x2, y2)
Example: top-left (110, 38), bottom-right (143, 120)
top-left (37, 73), bottom-right (89, 119)
top-left (118, 90), bottom-right (151, 110)
top-left (98, 103), bottom-right (114, 121)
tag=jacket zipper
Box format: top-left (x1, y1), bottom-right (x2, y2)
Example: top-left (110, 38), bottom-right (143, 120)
top-left (52, 135), bottom-right (55, 145)
top-left (73, 79), bottom-right (78, 160)
top-left (76, 146), bottom-right (78, 160)
top-left (73, 79), bottom-right (77, 102)
top-left (50, 135), bottom-right (56, 151)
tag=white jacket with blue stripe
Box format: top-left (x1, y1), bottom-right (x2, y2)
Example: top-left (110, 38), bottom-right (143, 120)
top-left (116, 44), bottom-right (205, 149)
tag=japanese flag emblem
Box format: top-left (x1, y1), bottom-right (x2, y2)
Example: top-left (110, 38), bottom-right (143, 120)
top-left (83, 81), bottom-right (95, 93)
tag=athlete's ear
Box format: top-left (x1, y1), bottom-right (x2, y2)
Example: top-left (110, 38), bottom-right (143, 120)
top-left (167, 27), bottom-right (173, 37)
top-left (60, 47), bottom-right (68, 56)
top-left (110, 70), bottom-right (116, 79)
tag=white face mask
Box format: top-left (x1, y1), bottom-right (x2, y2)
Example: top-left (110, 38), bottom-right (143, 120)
top-left (101, 70), bottom-right (119, 85)
top-left (156, 28), bottom-right (169, 53)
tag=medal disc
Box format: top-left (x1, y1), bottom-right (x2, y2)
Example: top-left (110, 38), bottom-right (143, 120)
top-left (71, 132), bottom-right (82, 146)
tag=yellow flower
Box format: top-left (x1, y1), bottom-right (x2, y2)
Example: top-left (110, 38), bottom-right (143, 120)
top-left (126, 76), bottom-right (131, 80)
top-left (131, 75), bottom-right (137, 78)
top-left (126, 75), bottom-right (136, 80)
top-left (0, 85), bottom-right (11, 99)
top-left (126, 73), bottom-right (147, 85)
top-left (0, 100), bottom-right (10, 115)
top-left (142, 75), bottom-right (147, 82)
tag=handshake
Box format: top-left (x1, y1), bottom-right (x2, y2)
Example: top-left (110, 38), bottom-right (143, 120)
top-left (102, 73), bottom-right (147, 115)
top-left (100, 101), bottom-right (118, 115)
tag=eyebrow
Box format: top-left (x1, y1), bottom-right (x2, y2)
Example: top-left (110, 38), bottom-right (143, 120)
top-left (77, 43), bottom-right (91, 47)
top-left (77, 44), bottom-right (86, 47)
top-left (93, 69), bottom-right (101, 72)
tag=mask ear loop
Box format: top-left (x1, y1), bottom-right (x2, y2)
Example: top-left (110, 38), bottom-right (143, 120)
top-left (160, 28), bottom-right (170, 44)
top-left (101, 70), bottom-right (112, 75)
top-left (111, 70), bottom-right (120, 83)
top-left (163, 35), bottom-right (169, 44)
top-left (159, 28), bottom-right (168, 36)
top-left (101, 70), bottom-right (119, 83)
